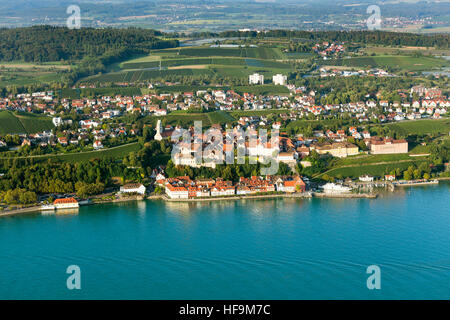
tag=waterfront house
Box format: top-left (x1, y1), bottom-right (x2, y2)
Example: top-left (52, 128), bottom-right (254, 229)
top-left (120, 184), bottom-right (146, 195)
top-left (385, 175), bottom-right (396, 181)
top-left (54, 198), bottom-right (79, 209)
top-left (165, 184), bottom-right (189, 199)
top-left (359, 175), bottom-right (374, 182)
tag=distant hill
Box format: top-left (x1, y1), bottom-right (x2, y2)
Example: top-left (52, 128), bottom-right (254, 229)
top-left (0, 26), bottom-right (178, 63)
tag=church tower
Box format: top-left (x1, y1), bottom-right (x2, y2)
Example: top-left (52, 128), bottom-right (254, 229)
top-left (154, 119), bottom-right (163, 141)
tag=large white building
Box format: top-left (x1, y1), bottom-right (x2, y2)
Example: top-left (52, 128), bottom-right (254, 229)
top-left (273, 74), bottom-right (287, 86)
top-left (120, 183), bottom-right (146, 195)
top-left (249, 73), bottom-right (264, 85)
top-left (165, 184), bottom-right (189, 199)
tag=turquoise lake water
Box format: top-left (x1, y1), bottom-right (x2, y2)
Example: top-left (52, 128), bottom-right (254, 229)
top-left (0, 183), bottom-right (449, 299)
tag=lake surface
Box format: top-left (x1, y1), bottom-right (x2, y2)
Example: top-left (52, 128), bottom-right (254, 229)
top-left (0, 183), bottom-right (449, 299)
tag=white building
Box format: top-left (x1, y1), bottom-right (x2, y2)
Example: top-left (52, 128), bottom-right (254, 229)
top-left (93, 140), bottom-right (104, 150)
top-left (120, 183), bottom-right (146, 195)
top-left (249, 73), bottom-right (264, 85)
top-left (210, 187), bottom-right (235, 197)
top-left (165, 184), bottom-right (189, 199)
top-left (359, 175), bottom-right (374, 182)
top-left (273, 74), bottom-right (287, 86)
top-left (277, 151), bottom-right (297, 164)
top-left (54, 198), bottom-right (79, 209)
top-left (52, 117), bottom-right (62, 126)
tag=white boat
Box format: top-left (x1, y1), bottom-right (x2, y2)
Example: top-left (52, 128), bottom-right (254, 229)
top-left (321, 183), bottom-right (352, 193)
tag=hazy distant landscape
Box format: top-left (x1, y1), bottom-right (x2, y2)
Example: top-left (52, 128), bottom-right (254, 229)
top-left (0, 0), bottom-right (449, 33)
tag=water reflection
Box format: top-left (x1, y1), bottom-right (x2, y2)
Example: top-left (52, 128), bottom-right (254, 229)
top-left (41, 208), bottom-right (79, 216)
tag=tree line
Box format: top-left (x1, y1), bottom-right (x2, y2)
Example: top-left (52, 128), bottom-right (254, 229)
top-left (0, 158), bottom-right (128, 198)
top-left (217, 30), bottom-right (449, 49)
top-left (0, 26), bottom-right (179, 86)
top-left (0, 26), bottom-right (177, 62)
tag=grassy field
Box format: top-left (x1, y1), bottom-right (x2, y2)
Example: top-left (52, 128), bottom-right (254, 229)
top-left (83, 68), bottom-right (215, 83)
top-left (319, 55), bottom-right (448, 71)
top-left (85, 64), bottom-right (292, 84)
top-left (0, 111), bottom-right (54, 134)
top-left (81, 45), bottom-right (293, 84)
top-left (121, 57), bottom-right (291, 72)
top-left (322, 159), bottom-right (429, 178)
top-left (59, 87), bottom-right (143, 99)
top-left (0, 62), bottom-right (69, 87)
top-left (335, 153), bottom-right (418, 166)
top-left (382, 119), bottom-right (450, 136)
top-left (285, 52), bottom-right (313, 60)
top-left (363, 45), bottom-right (450, 57)
top-left (0, 143), bottom-right (141, 163)
top-left (207, 111), bottom-right (235, 124)
top-left (171, 47), bottom-right (286, 60)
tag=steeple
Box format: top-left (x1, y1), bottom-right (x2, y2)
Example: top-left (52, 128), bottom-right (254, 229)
top-left (155, 119), bottom-right (163, 141)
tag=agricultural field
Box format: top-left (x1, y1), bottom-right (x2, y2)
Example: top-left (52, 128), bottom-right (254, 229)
top-left (319, 55), bottom-right (448, 71)
top-left (382, 119), bottom-right (450, 136)
top-left (121, 57), bottom-right (291, 70)
top-left (0, 62), bottom-right (70, 87)
top-left (81, 45), bottom-right (293, 84)
top-left (0, 111), bottom-right (54, 135)
top-left (170, 47), bottom-right (286, 60)
top-left (285, 52), bottom-right (313, 60)
top-left (83, 68), bottom-right (215, 83)
top-left (363, 45), bottom-right (450, 57)
top-left (0, 143), bottom-right (141, 163)
top-left (335, 153), bottom-right (425, 166)
top-left (59, 87), bottom-right (143, 99)
top-left (207, 111), bottom-right (235, 124)
top-left (321, 159), bottom-right (429, 179)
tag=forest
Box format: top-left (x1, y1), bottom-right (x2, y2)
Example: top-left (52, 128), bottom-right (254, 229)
top-left (0, 26), bottom-right (177, 62)
top-left (0, 26), bottom-right (179, 85)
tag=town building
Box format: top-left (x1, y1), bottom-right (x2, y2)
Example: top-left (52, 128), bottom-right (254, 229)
top-left (313, 142), bottom-right (359, 158)
top-left (165, 184), bottom-right (189, 199)
top-left (249, 73), bottom-right (264, 85)
top-left (273, 74), bottom-right (287, 86)
top-left (385, 175), bottom-right (396, 181)
top-left (367, 137), bottom-right (408, 154)
top-left (120, 184), bottom-right (146, 195)
top-left (359, 175), bottom-right (374, 182)
top-left (54, 198), bottom-right (79, 209)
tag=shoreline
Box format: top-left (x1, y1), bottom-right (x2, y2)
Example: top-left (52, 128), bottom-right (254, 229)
top-left (1, 179), bottom-right (446, 217)
top-left (0, 192), bottom-right (376, 216)
top-left (0, 206), bottom-right (42, 217)
top-left (160, 192), bottom-right (378, 202)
